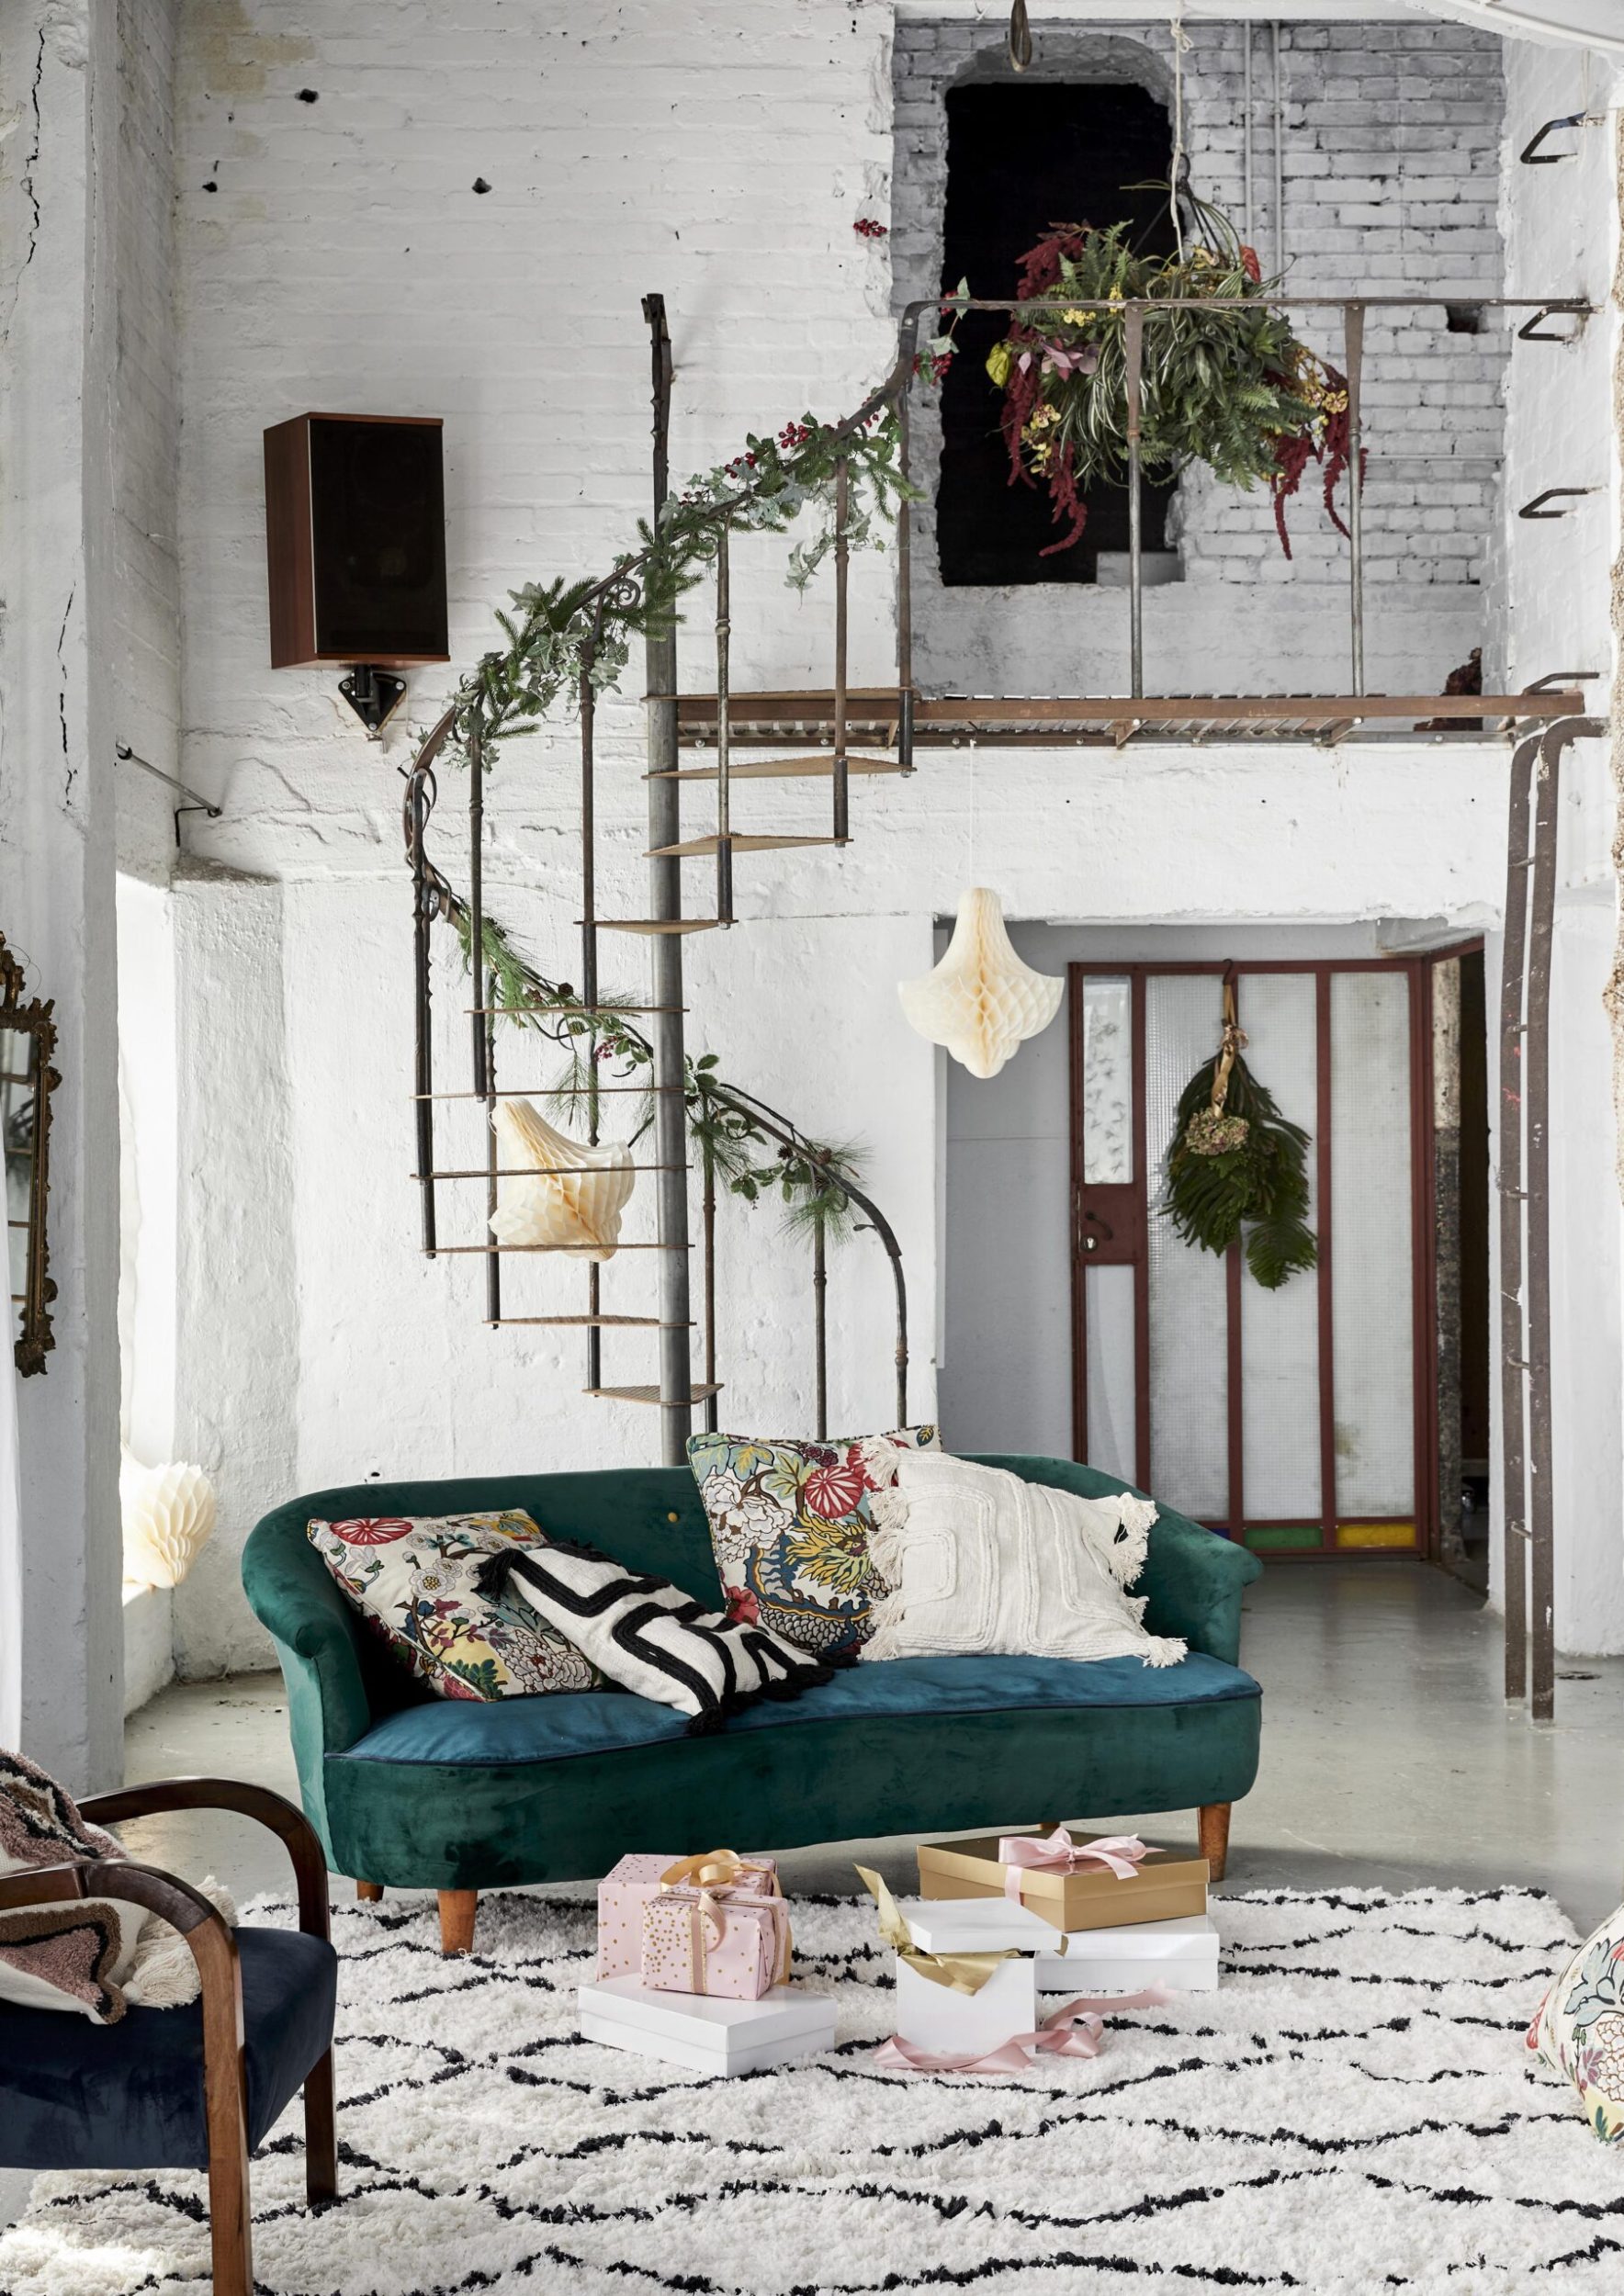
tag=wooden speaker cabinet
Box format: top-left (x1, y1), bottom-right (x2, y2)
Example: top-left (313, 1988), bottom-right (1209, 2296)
top-left (265, 412), bottom-right (448, 669)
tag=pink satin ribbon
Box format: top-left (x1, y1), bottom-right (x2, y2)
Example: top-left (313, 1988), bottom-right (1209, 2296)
top-left (874, 1988), bottom-right (1169, 2077)
top-left (998, 1828), bottom-right (1159, 1903)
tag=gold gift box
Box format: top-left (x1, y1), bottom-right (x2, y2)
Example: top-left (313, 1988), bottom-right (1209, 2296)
top-left (917, 1831), bottom-right (1209, 1933)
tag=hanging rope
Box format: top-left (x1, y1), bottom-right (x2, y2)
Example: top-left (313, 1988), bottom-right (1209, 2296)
top-left (1208, 975), bottom-right (1248, 1118)
top-left (1168, 0), bottom-right (1191, 260)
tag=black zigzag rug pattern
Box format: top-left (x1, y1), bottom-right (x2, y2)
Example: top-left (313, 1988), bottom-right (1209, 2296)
top-left (0, 1885), bottom-right (1610, 2295)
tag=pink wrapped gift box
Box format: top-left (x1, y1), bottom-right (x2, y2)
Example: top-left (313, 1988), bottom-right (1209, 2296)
top-left (596, 1851), bottom-right (778, 1979)
top-left (640, 1884), bottom-right (790, 2000)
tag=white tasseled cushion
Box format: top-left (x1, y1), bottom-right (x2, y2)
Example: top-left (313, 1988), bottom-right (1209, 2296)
top-left (863, 1453), bottom-right (1185, 1668)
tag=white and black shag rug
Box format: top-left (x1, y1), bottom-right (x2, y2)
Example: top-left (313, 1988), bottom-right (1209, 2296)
top-left (0, 1885), bottom-right (1615, 2295)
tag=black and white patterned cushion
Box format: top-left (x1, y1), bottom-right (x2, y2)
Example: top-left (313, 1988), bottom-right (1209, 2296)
top-left (476, 1542), bottom-right (841, 1733)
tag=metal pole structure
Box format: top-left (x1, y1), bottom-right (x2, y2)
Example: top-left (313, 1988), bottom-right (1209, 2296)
top-left (641, 291), bottom-right (694, 1462)
top-left (1525, 736), bottom-right (1558, 1721)
top-left (897, 364), bottom-right (915, 775)
top-left (1124, 305), bottom-right (1145, 700)
top-left (1496, 732), bottom-right (1539, 1705)
top-left (1243, 26), bottom-right (1254, 247)
top-left (483, 969), bottom-right (500, 1324)
top-left (702, 1131), bottom-right (718, 1436)
top-left (468, 716), bottom-right (499, 1324)
top-left (833, 456), bottom-right (851, 844)
top-left (1344, 302), bottom-right (1366, 695)
top-left (1271, 20), bottom-right (1285, 281)
top-left (409, 768), bottom-right (437, 1256)
top-left (813, 1219), bottom-right (829, 1444)
top-left (581, 639), bottom-right (602, 1391)
top-left (715, 526), bottom-right (734, 926)
top-left (1525, 715), bottom-right (1607, 1719)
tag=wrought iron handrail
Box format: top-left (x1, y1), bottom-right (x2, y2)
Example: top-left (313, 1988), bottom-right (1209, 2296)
top-left (887, 291), bottom-right (1596, 712)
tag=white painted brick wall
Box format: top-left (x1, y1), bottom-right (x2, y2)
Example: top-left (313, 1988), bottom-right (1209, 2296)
top-left (140, 1), bottom-right (1623, 1662)
top-left (892, 16), bottom-right (1508, 692)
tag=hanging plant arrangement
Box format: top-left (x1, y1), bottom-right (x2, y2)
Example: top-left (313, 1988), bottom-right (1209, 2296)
top-left (984, 193), bottom-right (1363, 559)
top-left (1164, 982), bottom-right (1317, 1290)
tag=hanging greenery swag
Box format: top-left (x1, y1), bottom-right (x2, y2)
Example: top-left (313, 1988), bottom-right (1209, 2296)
top-left (985, 193), bottom-right (1364, 559)
top-left (416, 328), bottom-right (973, 1242)
top-left (1164, 979), bottom-right (1318, 1290)
top-left (449, 897), bottom-right (864, 1240)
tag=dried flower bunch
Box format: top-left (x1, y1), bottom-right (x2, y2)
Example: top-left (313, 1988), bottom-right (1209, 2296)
top-left (986, 193), bottom-right (1363, 558)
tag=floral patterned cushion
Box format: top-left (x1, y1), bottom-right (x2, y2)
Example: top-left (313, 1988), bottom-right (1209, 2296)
top-left (307, 1511), bottom-right (601, 1702)
top-left (685, 1426), bottom-right (940, 1659)
top-left (1528, 1901), bottom-right (1624, 2143)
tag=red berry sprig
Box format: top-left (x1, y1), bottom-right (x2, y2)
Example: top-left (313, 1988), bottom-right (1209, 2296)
top-left (853, 217), bottom-right (888, 239)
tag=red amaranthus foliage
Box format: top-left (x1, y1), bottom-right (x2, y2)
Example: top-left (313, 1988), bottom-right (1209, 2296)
top-left (998, 224), bottom-right (1097, 554)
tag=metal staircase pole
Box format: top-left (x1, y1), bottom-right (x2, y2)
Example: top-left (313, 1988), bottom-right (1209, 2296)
top-left (642, 292), bottom-right (694, 1464)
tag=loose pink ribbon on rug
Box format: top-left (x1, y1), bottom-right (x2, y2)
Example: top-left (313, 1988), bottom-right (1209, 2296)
top-left (998, 1828), bottom-right (1160, 1903)
top-left (874, 1988), bottom-right (1169, 2077)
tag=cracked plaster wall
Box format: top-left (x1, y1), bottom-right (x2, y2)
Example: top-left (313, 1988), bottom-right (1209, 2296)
top-left (0, 0), bottom-right (127, 1784)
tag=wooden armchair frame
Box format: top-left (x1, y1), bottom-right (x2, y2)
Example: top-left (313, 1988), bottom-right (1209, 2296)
top-left (0, 1778), bottom-right (335, 2296)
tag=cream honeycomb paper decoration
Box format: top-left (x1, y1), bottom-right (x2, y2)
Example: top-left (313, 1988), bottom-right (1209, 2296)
top-left (491, 1097), bottom-right (635, 1263)
top-left (898, 887), bottom-right (1064, 1079)
top-left (120, 1454), bottom-right (218, 1591)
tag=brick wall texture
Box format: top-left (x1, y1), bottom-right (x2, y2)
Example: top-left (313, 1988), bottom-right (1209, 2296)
top-left (892, 16), bottom-right (1507, 599)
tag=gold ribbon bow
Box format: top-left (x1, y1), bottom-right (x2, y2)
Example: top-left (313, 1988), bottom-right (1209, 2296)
top-left (660, 1849), bottom-right (792, 1986)
top-left (856, 1865), bottom-right (1061, 1996)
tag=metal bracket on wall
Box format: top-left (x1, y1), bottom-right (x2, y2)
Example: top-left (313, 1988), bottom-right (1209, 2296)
top-left (1516, 304), bottom-right (1590, 343)
top-left (1519, 114), bottom-right (1602, 166)
top-left (339, 667), bottom-right (407, 737)
top-left (114, 743), bottom-right (223, 850)
top-left (1517, 489), bottom-right (1597, 520)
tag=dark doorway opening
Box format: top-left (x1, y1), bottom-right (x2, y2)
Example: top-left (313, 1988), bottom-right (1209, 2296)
top-left (938, 81), bottom-right (1179, 588)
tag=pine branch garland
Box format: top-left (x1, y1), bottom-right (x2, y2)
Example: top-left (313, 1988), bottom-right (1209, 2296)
top-left (1164, 1025), bottom-right (1317, 1290)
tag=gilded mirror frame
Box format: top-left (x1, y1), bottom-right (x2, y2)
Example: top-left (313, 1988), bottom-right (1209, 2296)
top-left (0, 934), bottom-right (59, 1375)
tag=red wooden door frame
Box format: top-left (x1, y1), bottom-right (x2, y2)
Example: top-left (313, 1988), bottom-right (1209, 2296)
top-left (1068, 955), bottom-right (1441, 1558)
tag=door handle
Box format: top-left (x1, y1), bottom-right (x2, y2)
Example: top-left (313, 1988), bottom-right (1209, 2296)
top-left (1078, 1208), bottom-right (1114, 1255)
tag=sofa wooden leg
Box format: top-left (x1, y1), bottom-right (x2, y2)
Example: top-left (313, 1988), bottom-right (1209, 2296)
top-left (1199, 1802), bottom-right (1231, 1883)
top-left (304, 2046), bottom-right (338, 2205)
top-left (438, 1889), bottom-right (479, 1956)
top-left (355, 1880), bottom-right (383, 1903)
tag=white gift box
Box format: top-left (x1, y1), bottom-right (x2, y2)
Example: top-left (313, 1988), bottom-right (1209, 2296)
top-left (1037, 1915), bottom-right (1219, 1995)
top-left (893, 1953), bottom-right (1040, 2055)
top-left (901, 1897), bottom-right (1220, 1996)
top-left (578, 1975), bottom-right (835, 2075)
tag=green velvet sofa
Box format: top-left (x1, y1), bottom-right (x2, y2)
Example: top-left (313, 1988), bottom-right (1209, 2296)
top-left (242, 1456), bottom-right (1263, 1954)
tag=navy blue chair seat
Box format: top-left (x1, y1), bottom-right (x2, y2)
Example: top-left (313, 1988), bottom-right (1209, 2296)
top-left (0, 1926), bottom-right (336, 2171)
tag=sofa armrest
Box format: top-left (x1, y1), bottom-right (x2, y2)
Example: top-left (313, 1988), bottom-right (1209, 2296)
top-left (1135, 1503), bottom-right (1260, 1664)
top-left (972, 1454), bottom-right (1261, 1666)
top-left (242, 1510), bottom-right (374, 1755)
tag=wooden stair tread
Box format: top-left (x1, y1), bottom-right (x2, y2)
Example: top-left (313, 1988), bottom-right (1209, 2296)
top-left (590, 918), bottom-right (721, 935)
top-left (646, 833), bottom-right (843, 857)
top-left (649, 753), bottom-right (904, 783)
top-left (488, 1315), bottom-right (694, 1329)
top-left (585, 1382), bottom-right (724, 1405)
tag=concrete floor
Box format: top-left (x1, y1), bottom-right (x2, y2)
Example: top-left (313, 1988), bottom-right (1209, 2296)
top-left (117, 1557), bottom-right (1624, 1932)
top-left (1, 1558), bottom-right (1614, 2238)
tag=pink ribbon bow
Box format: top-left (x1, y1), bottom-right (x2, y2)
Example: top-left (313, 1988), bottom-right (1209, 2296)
top-left (998, 1829), bottom-right (1159, 1903)
top-left (873, 1988), bottom-right (1168, 2077)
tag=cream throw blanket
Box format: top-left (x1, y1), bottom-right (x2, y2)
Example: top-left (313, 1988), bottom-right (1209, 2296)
top-left (863, 1451), bottom-right (1187, 1668)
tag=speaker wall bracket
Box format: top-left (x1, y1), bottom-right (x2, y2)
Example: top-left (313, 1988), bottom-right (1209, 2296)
top-left (339, 666), bottom-right (407, 737)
